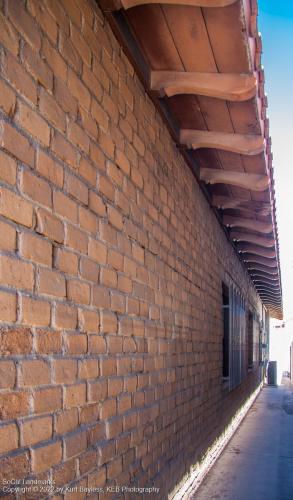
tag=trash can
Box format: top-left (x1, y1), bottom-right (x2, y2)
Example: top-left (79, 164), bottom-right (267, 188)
top-left (267, 361), bottom-right (277, 385)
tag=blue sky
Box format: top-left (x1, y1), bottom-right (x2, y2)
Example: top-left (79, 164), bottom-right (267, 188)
top-left (258, 1), bottom-right (293, 374)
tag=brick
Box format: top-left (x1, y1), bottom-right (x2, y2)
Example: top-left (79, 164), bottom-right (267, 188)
top-left (108, 205), bottom-right (123, 230)
top-left (20, 295), bottom-right (51, 327)
top-left (0, 361), bottom-right (16, 388)
top-left (0, 326), bottom-right (32, 356)
top-left (68, 68), bottom-right (91, 111)
top-left (53, 191), bottom-right (78, 223)
top-left (22, 42), bottom-right (53, 91)
top-left (64, 383), bottom-right (87, 409)
top-left (118, 394), bottom-right (132, 414)
top-left (0, 149), bottom-right (16, 186)
top-left (33, 386), bottom-right (62, 414)
top-left (0, 451), bottom-right (30, 482)
top-left (0, 186), bottom-right (33, 227)
top-left (54, 303), bottom-right (78, 330)
top-left (53, 458), bottom-right (76, 487)
top-left (66, 172), bottom-right (88, 204)
top-left (88, 239), bottom-right (107, 264)
top-left (100, 268), bottom-right (117, 288)
top-left (32, 441), bottom-right (62, 473)
top-left (0, 121), bottom-right (34, 166)
top-left (88, 466), bottom-right (106, 488)
top-left (79, 449), bottom-right (97, 475)
top-left (88, 335), bottom-right (107, 354)
top-left (42, 37), bottom-right (67, 81)
top-left (79, 157), bottom-right (97, 186)
top-left (108, 378), bottom-right (123, 397)
top-left (8, 0), bottom-right (41, 50)
top-left (111, 293), bottom-right (125, 314)
top-left (116, 149), bottom-right (130, 175)
top-left (0, 78), bottom-right (16, 118)
top-left (106, 336), bottom-right (122, 354)
top-left (100, 399), bottom-right (117, 420)
top-left (91, 99), bottom-right (108, 131)
top-left (0, 423), bottom-right (18, 454)
top-left (21, 415), bottom-right (52, 446)
top-left (3, 52), bottom-right (37, 105)
top-left (55, 408), bottom-right (78, 435)
top-left (83, 66), bottom-right (103, 102)
top-left (36, 208), bottom-right (64, 243)
top-left (107, 456), bottom-right (122, 480)
top-left (39, 88), bottom-right (66, 132)
top-left (52, 131), bottom-right (78, 170)
top-left (92, 286), bottom-right (110, 309)
top-left (20, 168), bottom-right (52, 207)
top-left (0, 220), bottom-right (16, 251)
top-left (17, 101), bottom-right (50, 146)
top-left (35, 329), bottom-right (62, 354)
top-left (54, 248), bottom-right (78, 276)
top-left (0, 391), bottom-right (30, 420)
top-left (65, 430), bottom-right (87, 459)
top-left (70, 23), bottom-right (91, 66)
top-left (98, 175), bottom-right (115, 201)
top-left (118, 275), bottom-right (132, 294)
top-left (90, 142), bottom-right (106, 171)
top-left (107, 161), bottom-right (123, 188)
top-left (88, 379), bottom-right (107, 403)
top-left (66, 224), bottom-right (88, 254)
top-left (68, 121), bottom-right (90, 155)
top-left (28, 0), bottom-right (57, 42)
top-left (79, 308), bottom-right (99, 332)
top-left (19, 232), bottom-right (52, 266)
top-left (36, 150), bottom-right (64, 188)
top-left (54, 77), bottom-right (78, 118)
top-left (0, 290), bottom-right (16, 322)
top-left (65, 333), bottom-right (87, 355)
top-left (89, 191), bottom-right (106, 216)
top-left (108, 249), bottom-right (124, 271)
top-left (0, 12), bottom-right (19, 56)
top-left (53, 359), bottom-right (78, 384)
top-left (67, 279), bottom-right (90, 305)
top-left (19, 359), bottom-right (50, 387)
top-left (100, 310), bottom-right (118, 334)
top-left (79, 207), bottom-right (98, 234)
top-left (38, 268), bottom-right (66, 298)
top-left (0, 255), bottom-right (34, 291)
top-left (100, 358), bottom-right (116, 377)
top-left (79, 358), bottom-right (99, 380)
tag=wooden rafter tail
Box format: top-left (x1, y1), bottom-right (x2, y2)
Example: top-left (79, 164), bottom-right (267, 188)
top-left (212, 196), bottom-right (271, 215)
top-left (100, 0), bottom-right (240, 10)
top-left (201, 169), bottom-right (269, 192)
top-left (224, 216), bottom-right (273, 234)
top-left (253, 280), bottom-right (280, 290)
top-left (242, 254), bottom-right (277, 268)
top-left (230, 231), bottom-right (275, 248)
top-left (237, 243), bottom-right (276, 259)
top-left (257, 287), bottom-right (282, 296)
top-left (246, 263), bottom-right (279, 275)
top-left (150, 71), bottom-right (257, 101)
top-left (250, 271), bottom-right (279, 282)
top-left (180, 130), bottom-right (264, 155)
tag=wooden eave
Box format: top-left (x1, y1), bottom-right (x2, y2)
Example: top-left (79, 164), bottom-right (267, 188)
top-left (99, 0), bottom-right (283, 319)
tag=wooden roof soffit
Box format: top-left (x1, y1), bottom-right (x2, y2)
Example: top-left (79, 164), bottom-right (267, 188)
top-left (230, 231), bottom-right (274, 248)
top-left (212, 196), bottom-right (271, 215)
top-left (250, 271), bottom-right (279, 282)
top-left (253, 279), bottom-right (280, 289)
top-left (150, 71), bottom-right (257, 101)
top-left (180, 130), bottom-right (264, 155)
top-left (200, 169), bottom-right (268, 191)
top-left (101, 0), bottom-right (239, 11)
top-left (238, 243), bottom-right (276, 259)
top-left (224, 216), bottom-right (273, 234)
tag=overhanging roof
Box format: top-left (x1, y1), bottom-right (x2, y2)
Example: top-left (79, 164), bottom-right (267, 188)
top-left (99, 0), bottom-right (283, 319)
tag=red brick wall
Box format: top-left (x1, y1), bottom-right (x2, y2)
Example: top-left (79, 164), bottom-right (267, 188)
top-left (0, 0), bottom-right (262, 496)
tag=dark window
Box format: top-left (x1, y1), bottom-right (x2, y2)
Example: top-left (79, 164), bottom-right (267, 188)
top-left (222, 283), bottom-right (230, 378)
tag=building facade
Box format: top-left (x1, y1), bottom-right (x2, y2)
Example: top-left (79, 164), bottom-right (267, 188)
top-left (0, 0), bottom-right (281, 497)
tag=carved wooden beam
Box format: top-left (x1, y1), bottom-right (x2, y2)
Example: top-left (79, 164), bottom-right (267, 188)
top-left (150, 71), bottom-right (257, 101)
top-left (242, 254), bottom-right (277, 268)
top-left (212, 196), bottom-right (271, 216)
top-left (224, 216), bottom-right (273, 234)
top-left (230, 231), bottom-right (275, 248)
top-left (180, 130), bottom-right (264, 155)
top-left (250, 271), bottom-right (279, 282)
top-left (238, 243), bottom-right (276, 259)
top-left (253, 280), bottom-right (280, 290)
top-left (201, 169), bottom-right (269, 192)
top-left (99, 0), bottom-right (239, 10)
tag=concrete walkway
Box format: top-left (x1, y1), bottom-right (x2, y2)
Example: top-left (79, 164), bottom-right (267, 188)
top-left (193, 385), bottom-right (293, 500)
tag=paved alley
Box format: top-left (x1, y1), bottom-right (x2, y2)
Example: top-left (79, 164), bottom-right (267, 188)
top-left (193, 385), bottom-right (293, 500)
